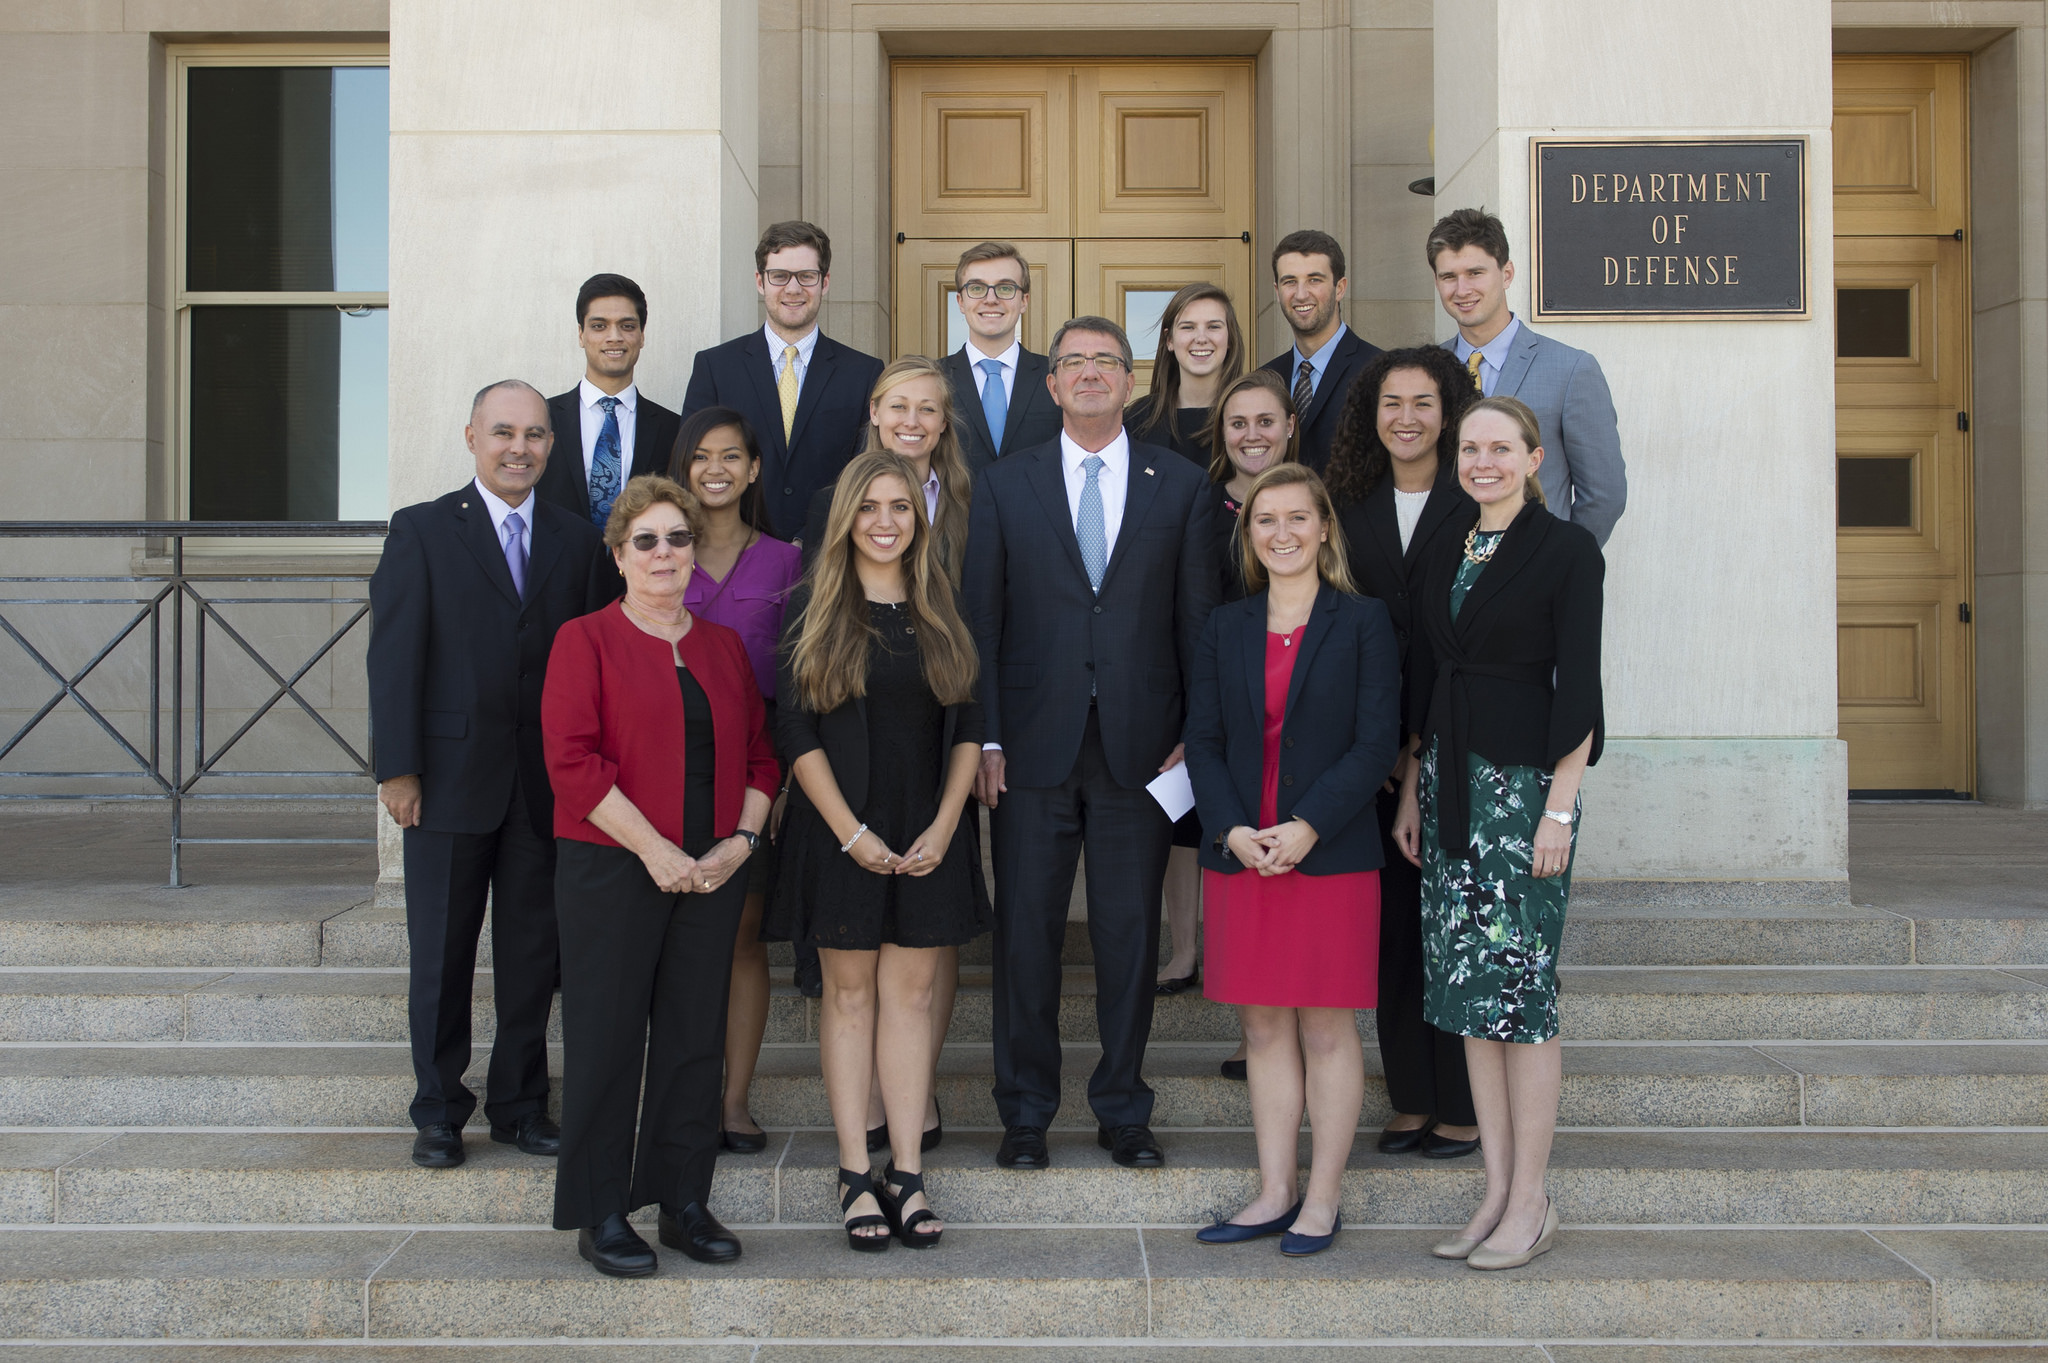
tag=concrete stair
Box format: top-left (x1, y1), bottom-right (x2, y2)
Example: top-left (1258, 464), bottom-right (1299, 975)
top-left (1, 884), bottom-right (2045, 1351)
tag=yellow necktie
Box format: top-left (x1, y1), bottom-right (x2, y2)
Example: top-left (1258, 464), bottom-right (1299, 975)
top-left (1466, 347), bottom-right (1485, 390)
top-left (778, 345), bottom-right (801, 442)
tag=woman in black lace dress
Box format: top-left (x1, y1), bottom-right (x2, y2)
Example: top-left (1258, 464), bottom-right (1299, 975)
top-left (769, 449), bottom-right (987, 1252)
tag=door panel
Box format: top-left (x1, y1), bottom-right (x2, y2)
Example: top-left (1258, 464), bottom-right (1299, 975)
top-left (892, 239), bottom-right (1073, 360)
top-left (1833, 238), bottom-right (1966, 410)
top-left (892, 64), bottom-right (1073, 240)
top-left (1073, 64), bottom-right (1253, 238)
top-left (1833, 57), bottom-right (1967, 236)
top-left (1073, 239), bottom-right (1252, 390)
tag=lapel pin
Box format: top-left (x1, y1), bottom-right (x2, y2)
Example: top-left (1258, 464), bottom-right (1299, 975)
top-left (1144, 467), bottom-right (1155, 476)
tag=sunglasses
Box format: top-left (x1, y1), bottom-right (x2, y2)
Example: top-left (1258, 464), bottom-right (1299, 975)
top-left (629, 529), bottom-right (695, 552)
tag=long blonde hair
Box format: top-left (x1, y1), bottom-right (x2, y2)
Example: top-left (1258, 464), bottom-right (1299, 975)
top-left (858, 355), bottom-right (974, 581)
top-left (787, 450), bottom-right (979, 714)
top-left (1237, 464), bottom-right (1358, 596)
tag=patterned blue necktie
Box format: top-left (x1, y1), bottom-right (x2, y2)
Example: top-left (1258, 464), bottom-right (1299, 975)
top-left (589, 396), bottom-right (623, 527)
top-left (501, 510), bottom-right (527, 598)
top-left (1077, 455), bottom-right (1107, 593)
top-left (979, 358), bottom-right (1009, 455)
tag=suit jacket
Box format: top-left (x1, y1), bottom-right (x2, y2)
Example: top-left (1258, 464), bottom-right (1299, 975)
top-left (683, 330), bottom-right (887, 540)
top-left (1260, 326), bottom-right (1384, 474)
top-left (942, 345), bottom-right (1063, 477)
top-left (535, 388), bottom-right (682, 525)
top-left (1338, 461), bottom-right (1473, 671)
top-left (962, 435), bottom-right (1222, 790)
top-left (367, 486), bottom-right (609, 837)
top-left (1182, 582), bottom-right (1402, 875)
top-left (1443, 324), bottom-right (1626, 546)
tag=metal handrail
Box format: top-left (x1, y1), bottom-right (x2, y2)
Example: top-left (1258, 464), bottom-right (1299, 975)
top-left (0, 520), bottom-right (388, 885)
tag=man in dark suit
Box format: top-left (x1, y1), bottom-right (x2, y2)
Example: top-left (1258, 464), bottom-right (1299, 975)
top-left (368, 380), bottom-right (608, 1170)
top-left (682, 221), bottom-right (886, 540)
top-left (536, 273), bottom-right (682, 527)
top-left (1259, 229), bottom-right (1384, 474)
top-left (1429, 207), bottom-right (1628, 546)
top-left (964, 316), bottom-right (1221, 1172)
top-left (939, 241), bottom-right (1064, 477)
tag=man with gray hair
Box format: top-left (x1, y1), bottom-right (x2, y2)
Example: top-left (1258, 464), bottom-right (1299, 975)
top-left (963, 317), bottom-right (1220, 1172)
top-left (368, 380), bottom-right (608, 1169)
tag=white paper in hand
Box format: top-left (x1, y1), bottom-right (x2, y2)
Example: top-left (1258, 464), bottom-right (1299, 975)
top-left (1146, 763), bottom-right (1196, 822)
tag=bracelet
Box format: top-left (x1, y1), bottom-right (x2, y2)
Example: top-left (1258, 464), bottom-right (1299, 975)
top-left (841, 823), bottom-right (869, 854)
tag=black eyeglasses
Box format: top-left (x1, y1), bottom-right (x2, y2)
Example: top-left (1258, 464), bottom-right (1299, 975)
top-left (762, 269), bottom-right (823, 288)
top-left (629, 529), bottom-right (695, 552)
top-left (961, 281), bottom-right (1023, 300)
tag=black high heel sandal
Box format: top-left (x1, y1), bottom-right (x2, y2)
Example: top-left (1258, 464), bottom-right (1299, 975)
top-left (839, 1166), bottom-right (890, 1253)
top-left (875, 1163), bottom-right (944, 1249)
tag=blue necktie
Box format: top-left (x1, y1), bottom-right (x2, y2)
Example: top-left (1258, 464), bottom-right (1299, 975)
top-left (501, 511), bottom-right (527, 598)
top-left (979, 358), bottom-right (1009, 455)
top-left (1077, 455), bottom-right (1107, 593)
top-left (589, 396), bottom-right (623, 527)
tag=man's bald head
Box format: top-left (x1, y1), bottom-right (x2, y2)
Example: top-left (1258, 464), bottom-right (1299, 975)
top-left (465, 380), bottom-right (553, 505)
top-left (470, 378), bottom-right (549, 427)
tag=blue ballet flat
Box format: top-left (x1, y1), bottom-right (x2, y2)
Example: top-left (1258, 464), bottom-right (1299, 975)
top-left (1279, 1210), bottom-right (1342, 1257)
top-left (1195, 1200), bottom-right (1303, 1245)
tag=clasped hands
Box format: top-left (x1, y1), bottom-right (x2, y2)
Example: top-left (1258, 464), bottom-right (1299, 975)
top-left (845, 820), bottom-right (952, 877)
top-left (1225, 817), bottom-right (1318, 876)
top-left (638, 834), bottom-right (751, 896)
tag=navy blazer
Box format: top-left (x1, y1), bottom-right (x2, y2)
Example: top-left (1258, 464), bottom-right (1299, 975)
top-left (1260, 325), bottom-right (1384, 474)
top-left (535, 388), bottom-right (681, 526)
top-left (682, 330), bottom-right (886, 540)
top-left (1182, 582), bottom-right (1402, 876)
top-left (942, 345), bottom-right (1063, 477)
top-left (962, 434), bottom-right (1221, 791)
top-left (367, 486), bottom-right (609, 837)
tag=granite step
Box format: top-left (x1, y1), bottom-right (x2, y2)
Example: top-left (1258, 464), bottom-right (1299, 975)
top-left (7, 965), bottom-right (2046, 1046)
top-left (0, 1223), bottom-right (2043, 1342)
top-left (2, 1039), bottom-right (2044, 1129)
top-left (0, 1350), bottom-right (2041, 1363)
top-left (7, 1128), bottom-right (2047, 1229)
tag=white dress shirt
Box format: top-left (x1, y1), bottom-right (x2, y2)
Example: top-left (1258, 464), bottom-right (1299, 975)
top-left (1060, 428), bottom-right (1130, 557)
top-left (766, 323), bottom-right (821, 390)
top-left (471, 477), bottom-right (532, 558)
top-left (577, 378), bottom-right (638, 484)
top-left (920, 466), bottom-right (942, 523)
top-left (963, 337), bottom-right (1021, 407)
top-left (1453, 314), bottom-right (1522, 397)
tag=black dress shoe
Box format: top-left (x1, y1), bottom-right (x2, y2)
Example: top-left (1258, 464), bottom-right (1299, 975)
top-left (996, 1125), bottom-right (1050, 1169)
top-left (658, 1201), bottom-right (742, 1263)
top-left (720, 1127), bottom-right (768, 1154)
top-left (1098, 1124), bottom-right (1164, 1167)
top-left (1219, 1058), bottom-right (1247, 1081)
top-left (489, 1113), bottom-right (560, 1157)
top-left (411, 1122), bottom-right (464, 1168)
top-left (1377, 1121), bottom-right (1436, 1154)
top-left (578, 1211), bottom-right (656, 1278)
top-left (1420, 1130), bottom-right (1481, 1160)
top-left (1155, 969), bottom-right (1200, 996)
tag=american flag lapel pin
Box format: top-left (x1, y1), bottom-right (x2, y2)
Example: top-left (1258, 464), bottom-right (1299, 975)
top-left (1144, 467), bottom-right (1155, 476)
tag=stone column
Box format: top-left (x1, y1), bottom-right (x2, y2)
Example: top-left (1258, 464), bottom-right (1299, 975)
top-left (377, 0), bottom-right (761, 901)
top-left (1433, 0), bottom-right (1846, 880)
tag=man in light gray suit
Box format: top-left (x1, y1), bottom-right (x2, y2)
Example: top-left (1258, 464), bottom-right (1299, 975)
top-left (1429, 208), bottom-right (1627, 546)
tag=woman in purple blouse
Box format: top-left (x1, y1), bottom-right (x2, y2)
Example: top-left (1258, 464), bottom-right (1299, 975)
top-left (670, 406), bottom-right (803, 1153)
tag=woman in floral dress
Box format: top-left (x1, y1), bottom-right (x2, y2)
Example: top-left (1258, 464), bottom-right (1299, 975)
top-left (1393, 395), bottom-right (1604, 1271)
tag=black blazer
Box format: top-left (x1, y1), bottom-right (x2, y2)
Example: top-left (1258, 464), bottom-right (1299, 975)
top-left (772, 584), bottom-right (983, 812)
top-left (942, 345), bottom-right (1063, 477)
top-left (367, 487), bottom-right (608, 837)
top-left (1338, 462), bottom-right (1474, 673)
top-left (683, 331), bottom-right (887, 540)
top-left (1409, 500), bottom-right (1605, 854)
top-left (535, 388), bottom-right (681, 524)
top-left (1183, 583), bottom-right (1402, 875)
top-left (962, 435), bottom-right (1221, 790)
top-left (1260, 326), bottom-right (1384, 474)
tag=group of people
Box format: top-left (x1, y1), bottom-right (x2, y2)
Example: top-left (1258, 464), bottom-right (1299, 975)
top-left (366, 207), bottom-right (1622, 1280)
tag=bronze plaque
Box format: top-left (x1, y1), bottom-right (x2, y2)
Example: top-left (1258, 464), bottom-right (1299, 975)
top-left (1529, 138), bottom-right (1808, 322)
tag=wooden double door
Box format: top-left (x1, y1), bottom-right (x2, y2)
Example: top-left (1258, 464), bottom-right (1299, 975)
top-left (892, 60), bottom-right (1255, 388)
top-left (1833, 56), bottom-right (1975, 797)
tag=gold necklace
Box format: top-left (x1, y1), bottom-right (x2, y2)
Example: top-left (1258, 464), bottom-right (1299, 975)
top-left (1463, 526), bottom-right (1505, 564)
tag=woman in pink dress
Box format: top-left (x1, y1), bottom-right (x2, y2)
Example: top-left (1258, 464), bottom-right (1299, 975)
top-left (1181, 464), bottom-right (1402, 1256)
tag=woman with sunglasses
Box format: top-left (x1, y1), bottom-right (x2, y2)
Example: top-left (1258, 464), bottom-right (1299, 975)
top-left (543, 475), bottom-right (779, 1278)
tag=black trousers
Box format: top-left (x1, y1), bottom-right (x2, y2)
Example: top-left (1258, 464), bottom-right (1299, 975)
top-left (552, 837), bottom-right (745, 1230)
top-left (992, 709), bottom-right (1171, 1130)
top-left (1373, 786), bottom-right (1476, 1126)
top-left (401, 777), bottom-right (558, 1130)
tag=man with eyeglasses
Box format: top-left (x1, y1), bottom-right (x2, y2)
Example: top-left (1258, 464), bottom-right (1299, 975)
top-left (537, 273), bottom-right (683, 528)
top-left (940, 241), bottom-right (1064, 477)
top-left (682, 221), bottom-right (886, 540)
top-left (963, 317), bottom-right (1221, 1173)
top-left (368, 380), bottom-right (610, 1171)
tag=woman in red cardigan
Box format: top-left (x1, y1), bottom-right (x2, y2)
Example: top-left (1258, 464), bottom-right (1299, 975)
top-left (542, 475), bottom-right (778, 1279)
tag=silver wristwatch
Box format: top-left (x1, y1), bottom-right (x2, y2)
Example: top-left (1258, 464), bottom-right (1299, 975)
top-left (1540, 808), bottom-right (1575, 827)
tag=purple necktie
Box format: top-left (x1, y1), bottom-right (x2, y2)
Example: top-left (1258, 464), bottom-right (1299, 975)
top-left (502, 511), bottom-right (527, 598)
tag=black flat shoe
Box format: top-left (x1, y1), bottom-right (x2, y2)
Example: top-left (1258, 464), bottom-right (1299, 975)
top-left (1155, 969), bottom-right (1200, 996)
top-left (874, 1162), bottom-right (944, 1249)
top-left (489, 1113), bottom-right (560, 1157)
top-left (871, 1100), bottom-right (945, 1154)
top-left (657, 1201), bottom-right (741, 1263)
top-left (1098, 1124), bottom-right (1164, 1168)
top-left (411, 1122), bottom-right (464, 1168)
top-left (1219, 1058), bottom-right (1247, 1081)
top-left (1377, 1121), bottom-right (1436, 1154)
top-left (1420, 1131), bottom-right (1482, 1160)
top-left (996, 1124), bottom-right (1050, 1169)
top-left (578, 1211), bottom-right (656, 1277)
top-left (720, 1127), bottom-right (768, 1154)
top-left (839, 1166), bottom-right (891, 1252)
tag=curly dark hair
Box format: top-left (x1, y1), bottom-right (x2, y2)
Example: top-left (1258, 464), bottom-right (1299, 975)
top-left (1323, 346), bottom-right (1477, 508)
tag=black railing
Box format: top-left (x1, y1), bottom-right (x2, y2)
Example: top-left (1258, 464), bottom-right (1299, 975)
top-left (0, 522), bottom-right (387, 886)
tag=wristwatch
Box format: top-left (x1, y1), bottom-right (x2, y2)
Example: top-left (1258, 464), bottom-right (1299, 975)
top-left (1540, 808), bottom-right (1575, 827)
top-left (733, 828), bottom-right (762, 852)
